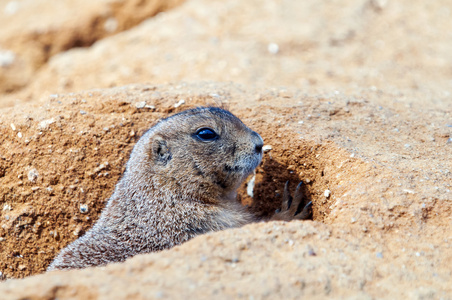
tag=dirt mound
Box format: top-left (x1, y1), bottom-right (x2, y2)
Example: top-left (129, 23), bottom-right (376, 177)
top-left (0, 0), bottom-right (184, 95)
top-left (0, 82), bottom-right (451, 298)
top-left (3, 0), bottom-right (452, 109)
top-left (0, 0), bottom-right (451, 298)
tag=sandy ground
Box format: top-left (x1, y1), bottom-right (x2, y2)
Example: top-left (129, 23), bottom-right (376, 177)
top-left (0, 0), bottom-right (451, 299)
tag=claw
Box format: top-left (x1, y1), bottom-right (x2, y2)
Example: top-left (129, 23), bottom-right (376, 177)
top-left (271, 181), bottom-right (312, 221)
top-left (282, 181), bottom-right (292, 210)
top-left (295, 201), bottom-right (313, 220)
top-left (292, 181), bottom-right (304, 209)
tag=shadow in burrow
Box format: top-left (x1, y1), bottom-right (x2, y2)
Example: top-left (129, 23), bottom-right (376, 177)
top-left (237, 152), bottom-right (331, 223)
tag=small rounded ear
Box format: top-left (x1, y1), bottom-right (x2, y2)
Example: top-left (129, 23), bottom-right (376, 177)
top-left (152, 136), bottom-right (172, 165)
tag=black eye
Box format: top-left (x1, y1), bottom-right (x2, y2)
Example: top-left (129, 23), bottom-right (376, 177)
top-left (195, 128), bottom-right (218, 141)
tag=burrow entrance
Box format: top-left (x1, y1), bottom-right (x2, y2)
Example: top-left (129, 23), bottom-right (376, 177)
top-left (238, 139), bottom-right (366, 223)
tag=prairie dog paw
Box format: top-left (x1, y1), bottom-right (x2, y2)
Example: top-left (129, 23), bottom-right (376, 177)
top-left (271, 181), bottom-right (312, 221)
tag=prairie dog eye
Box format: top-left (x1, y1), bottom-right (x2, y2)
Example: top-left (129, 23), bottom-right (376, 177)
top-left (195, 128), bottom-right (218, 141)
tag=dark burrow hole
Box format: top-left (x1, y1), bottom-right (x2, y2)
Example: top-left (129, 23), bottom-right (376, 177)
top-left (237, 143), bottom-right (341, 223)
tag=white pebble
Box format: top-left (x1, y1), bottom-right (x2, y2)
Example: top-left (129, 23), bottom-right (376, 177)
top-left (174, 99), bottom-right (185, 108)
top-left (267, 43), bottom-right (279, 54)
top-left (38, 118), bottom-right (55, 130)
top-left (135, 101), bottom-right (146, 109)
top-left (27, 168), bottom-right (39, 183)
top-left (0, 50), bottom-right (15, 67)
top-left (17, 132), bottom-right (22, 138)
top-left (10, 123), bottom-right (16, 131)
top-left (104, 17), bottom-right (118, 33)
top-left (79, 204), bottom-right (89, 214)
top-left (262, 145), bottom-right (272, 152)
top-left (324, 190), bottom-right (331, 198)
top-left (4, 1), bottom-right (19, 15)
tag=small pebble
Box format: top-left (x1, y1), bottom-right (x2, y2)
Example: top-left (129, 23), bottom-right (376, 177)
top-left (262, 145), bottom-right (272, 152)
top-left (307, 245), bottom-right (316, 256)
top-left (135, 101), bottom-right (146, 109)
top-left (79, 204), bottom-right (88, 214)
top-left (17, 132), bottom-right (22, 138)
top-left (10, 123), bottom-right (16, 131)
top-left (104, 17), bottom-right (118, 32)
top-left (174, 99), bottom-right (185, 108)
top-left (267, 43), bottom-right (279, 54)
top-left (324, 190), bottom-right (331, 198)
top-left (38, 118), bottom-right (55, 131)
top-left (28, 168), bottom-right (39, 183)
top-left (0, 50), bottom-right (15, 67)
top-left (4, 1), bottom-right (19, 15)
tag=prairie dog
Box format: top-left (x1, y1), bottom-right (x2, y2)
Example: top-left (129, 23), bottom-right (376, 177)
top-left (48, 107), bottom-right (310, 270)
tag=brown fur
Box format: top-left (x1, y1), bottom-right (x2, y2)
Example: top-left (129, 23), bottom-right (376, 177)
top-left (48, 107), bottom-right (311, 271)
top-left (48, 107), bottom-right (263, 270)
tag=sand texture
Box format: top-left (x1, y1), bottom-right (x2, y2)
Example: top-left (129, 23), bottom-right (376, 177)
top-left (0, 0), bottom-right (451, 299)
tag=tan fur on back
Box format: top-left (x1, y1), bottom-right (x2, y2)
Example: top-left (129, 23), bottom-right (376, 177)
top-left (48, 107), bottom-right (263, 270)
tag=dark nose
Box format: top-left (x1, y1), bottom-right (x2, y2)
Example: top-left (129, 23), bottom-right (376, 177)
top-left (255, 142), bottom-right (263, 153)
top-left (252, 131), bottom-right (264, 153)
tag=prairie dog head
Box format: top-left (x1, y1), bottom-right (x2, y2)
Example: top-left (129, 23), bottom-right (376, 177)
top-left (128, 107), bottom-right (263, 202)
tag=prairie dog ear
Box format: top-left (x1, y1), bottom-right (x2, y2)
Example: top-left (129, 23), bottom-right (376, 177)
top-left (152, 136), bottom-right (172, 165)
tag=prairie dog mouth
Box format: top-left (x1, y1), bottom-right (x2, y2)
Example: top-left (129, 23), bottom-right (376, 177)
top-left (228, 152), bottom-right (262, 178)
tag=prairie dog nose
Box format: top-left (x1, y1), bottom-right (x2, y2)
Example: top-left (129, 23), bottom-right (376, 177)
top-left (251, 131), bottom-right (264, 153)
